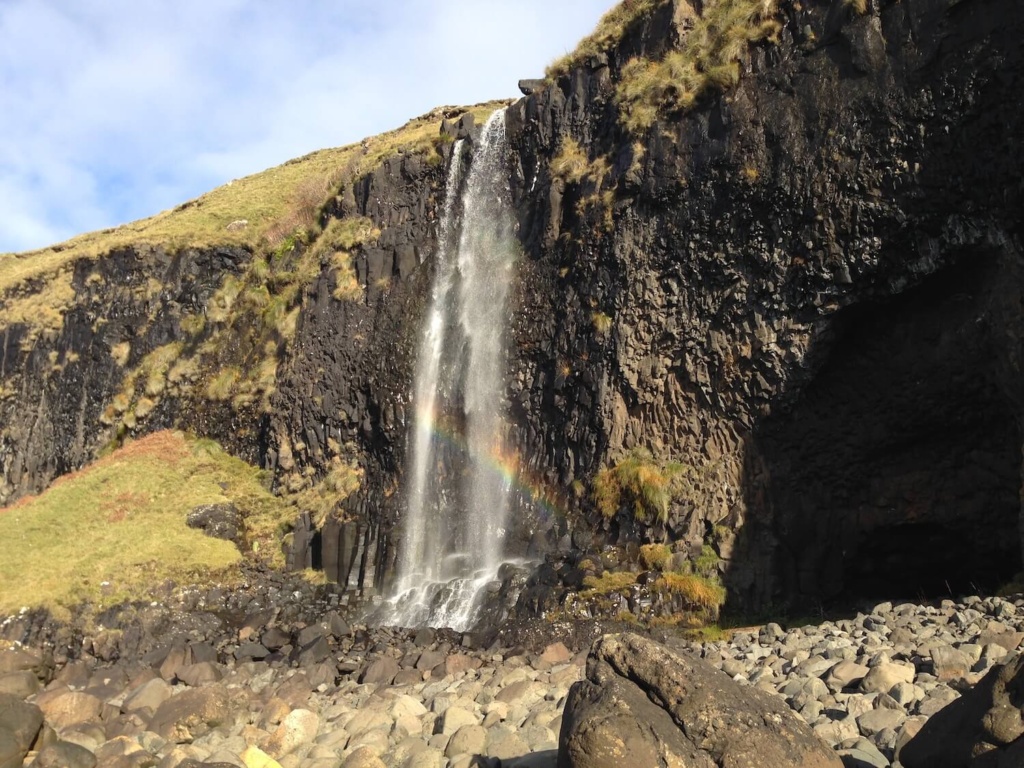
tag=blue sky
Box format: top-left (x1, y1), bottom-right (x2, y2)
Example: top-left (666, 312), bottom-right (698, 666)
top-left (0, 0), bottom-right (613, 254)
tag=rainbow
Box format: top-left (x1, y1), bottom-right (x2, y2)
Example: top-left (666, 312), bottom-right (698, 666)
top-left (413, 407), bottom-right (568, 527)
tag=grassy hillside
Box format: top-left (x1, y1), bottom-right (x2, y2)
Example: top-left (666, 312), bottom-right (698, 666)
top-left (0, 430), bottom-right (316, 617)
top-left (0, 102), bottom-right (506, 296)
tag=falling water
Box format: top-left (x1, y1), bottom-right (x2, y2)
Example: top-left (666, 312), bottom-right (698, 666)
top-left (388, 110), bottom-right (518, 630)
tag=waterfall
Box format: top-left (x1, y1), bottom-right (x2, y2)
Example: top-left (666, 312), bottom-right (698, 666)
top-left (388, 110), bottom-right (519, 630)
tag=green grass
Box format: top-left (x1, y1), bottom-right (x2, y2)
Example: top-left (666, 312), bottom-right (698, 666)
top-left (546, 0), bottom-right (671, 80)
top-left (617, 0), bottom-right (781, 133)
top-left (581, 570), bottom-right (638, 596)
top-left (0, 431), bottom-right (299, 618)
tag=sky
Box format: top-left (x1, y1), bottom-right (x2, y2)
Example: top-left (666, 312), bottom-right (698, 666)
top-left (0, 0), bottom-right (614, 254)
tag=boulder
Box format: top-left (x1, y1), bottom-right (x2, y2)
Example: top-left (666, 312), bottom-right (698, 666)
top-left (359, 656), bottom-right (399, 685)
top-left (240, 745), bottom-right (283, 768)
top-left (859, 660), bottom-right (915, 695)
top-left (263, 708), bottom-right (319, 758)
top-left (121, 678), bottom-right (172, 716)
top-left (539, 642), bottom-right (573, 666)
top-left (29, 740), bottom-right (97, 768)
top-left (35, 690), bottom-right (101, 732)
top-left (0, 649), bottom-right (51, 683)
top-left (930, 644), bottom-right (972, 682)
top-left (186, 503), bottom-right (242, 544)
top-left (558, 633), bottom-right (842, 768)
top-left (0, 671), bottom-right (40, 699)
top-left (341, 745), bottom-right (387, 768)
top-left (149, 686), bottom-right (232, 742)
top-left (901, 653), bottom-right (1024, 767)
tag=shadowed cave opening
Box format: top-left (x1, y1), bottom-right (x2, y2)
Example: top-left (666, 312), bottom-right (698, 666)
top-left (756, 252), bottom-right (1022, 608)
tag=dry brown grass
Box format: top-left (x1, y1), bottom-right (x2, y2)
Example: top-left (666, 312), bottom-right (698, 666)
top-left (551, 138), bottom-right (592, 184)
top-left (290, 459), bottom-right (363, 529)
top-left (594, 450), bottom-right (683, 522)
top-left (591, 311), bottom-right (613, 335)
top-left (652, 572), bottom-right (726, 611)
top-left (639, 542), bottom-right (672, 571)
top-left (0, 271), bottom-right (75, 348)
top-left (617, 0), bottom-right (781, 133)
top-left (547, 0), bottom-right (671, 79)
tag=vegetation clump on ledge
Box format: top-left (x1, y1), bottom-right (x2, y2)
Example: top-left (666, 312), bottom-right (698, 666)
top-left (546, 0), bottom-right (671, 80)
top-left (617, 0), bottom-right (782, 132)
top-left (593, 449), bottom-right (686, 523)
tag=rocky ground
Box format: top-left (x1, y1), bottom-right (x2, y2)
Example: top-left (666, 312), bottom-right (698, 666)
top-left (1, 570), bottom-right (1022, 767)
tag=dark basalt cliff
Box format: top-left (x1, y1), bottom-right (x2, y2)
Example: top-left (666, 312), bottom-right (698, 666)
top-left (1, 0), bottom-right (1021, 617)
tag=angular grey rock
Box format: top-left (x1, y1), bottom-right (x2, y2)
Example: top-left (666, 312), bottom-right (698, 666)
top-left (359, 656), bottom-right (399, 685)
top-left (186, 503), bottom-right (242, 544)
top-left (558, 633), bottom-right (843, 768)
top-left (121, 678), bottom-right (172, 716)
top-left (930, 644), bottom-right (971, 682)
top-left (518, 79), bottom-right (546, 95)
top-left (35, 690), bottom-right (102, 732)
top-left (327, 612), bottom-right (351, 639)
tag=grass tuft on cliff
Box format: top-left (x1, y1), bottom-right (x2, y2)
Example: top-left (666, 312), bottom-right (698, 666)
top-left (617, 0), bottom-right (781, 133)
top-left (593, 449), bottom-right (685, 523)
top-left (0, 430), bottom-right (298, 618)
top-left (546, 0), bottom-right (671, 80)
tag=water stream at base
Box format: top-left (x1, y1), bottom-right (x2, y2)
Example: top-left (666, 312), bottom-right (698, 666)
top-left (385, 110), bottom-right (519, 631)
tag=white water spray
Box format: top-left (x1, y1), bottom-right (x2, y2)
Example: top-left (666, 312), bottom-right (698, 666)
top-left (388, 110), bottom-right (518, 630)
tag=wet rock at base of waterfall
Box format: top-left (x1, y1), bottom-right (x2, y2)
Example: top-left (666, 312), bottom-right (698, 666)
top-left (186, 503), bottom-right (243, 545)
top-left (359, 656), bottom-right (399, 685)
top-left (557, 633), bottom-right (843, 768)
top-left (900, 652), bottom-right (1024, 767)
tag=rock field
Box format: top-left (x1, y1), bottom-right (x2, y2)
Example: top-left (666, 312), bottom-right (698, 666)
top-left (2, 576), bottom-right (1023, 767)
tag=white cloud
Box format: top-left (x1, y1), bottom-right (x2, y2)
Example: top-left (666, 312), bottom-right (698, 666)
top-left (0, 0), bottom-right (614, 253)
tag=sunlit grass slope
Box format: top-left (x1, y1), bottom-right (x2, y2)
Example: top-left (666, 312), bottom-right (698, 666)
top-left (0, 430), bottom-right (296, 617)
top-left (0, 101), bottom-right (507, 295)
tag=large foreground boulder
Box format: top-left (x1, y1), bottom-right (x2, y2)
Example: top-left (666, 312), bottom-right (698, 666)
top-left (558, 633), bottom-right (842, 768)
top-left (901, 653), bottom-right (1024, 767)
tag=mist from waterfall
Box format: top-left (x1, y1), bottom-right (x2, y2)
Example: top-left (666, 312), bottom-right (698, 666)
top-left (388, 110), bottom-right (518, 630)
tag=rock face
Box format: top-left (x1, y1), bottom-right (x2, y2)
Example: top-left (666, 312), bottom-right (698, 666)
top-left (502, 0), bottom-right (1024, 615)
top-left (558, 633), bottom-right (842, 768)
top-left (1, 0), bottom-right (1023, 615)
